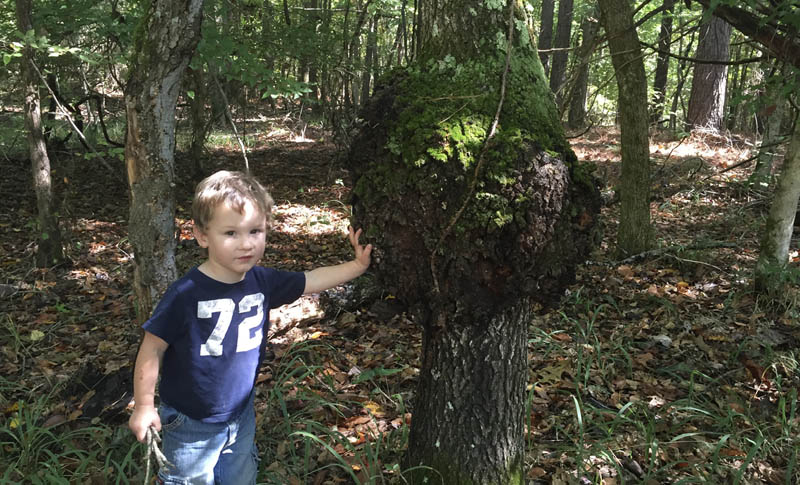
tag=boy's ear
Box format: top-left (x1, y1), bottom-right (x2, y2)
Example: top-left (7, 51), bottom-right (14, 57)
top-left (193, 223), bottom-right (209, 248)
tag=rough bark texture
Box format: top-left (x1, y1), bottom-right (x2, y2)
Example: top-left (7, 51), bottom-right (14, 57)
top-left (538, 0), bottom-right (555, 72)
top-left (549, 0), bottom-right (573, 108)
top-left (686, 15), bottom-right (732, 131)
top-left (125, 0), bottom-right (204, 322)
top-left (16, 0), bottom-right (63, 268)
top-left (650, 0), bottom-right (674, 125)
top-left (755, 119), bottom-right (800, 293)
top-left (567, 12), bottom-right (599, 130)
top-left (348, 1), bottom-right (601, 483)
top-left (599, 0), bottom-right (652, 256)
top-left (409, 301), bottom-right (529, 484)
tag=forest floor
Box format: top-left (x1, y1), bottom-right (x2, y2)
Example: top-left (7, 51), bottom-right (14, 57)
top-left (1, 123), bottom-right (799, 484)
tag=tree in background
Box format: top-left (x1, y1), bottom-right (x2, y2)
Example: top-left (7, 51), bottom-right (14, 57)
top-left (686, 14), bottom-right (732, 131)
top-left (567, 9), bottom-right (599, 130)
top-left (348, 0), bottom-right (600, 482)
top-left (549, 0), bottom-right (573, 109)
top-left (598, 0), bottom-right (652, 256)
top-left (538, 0), bottom-right (554, 73)
top-left (125, 0), bottom-right (204, 322)
top-left (15, 0), bottom-right (63, 268)
top-left (650, 0), bottom-right (675, 126)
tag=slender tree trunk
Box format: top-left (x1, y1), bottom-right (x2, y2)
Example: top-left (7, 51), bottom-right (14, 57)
top-left (188, 65), bottom-right (210, 175)
top-left (599, 0), bottom-right (652, 256)
top-left (549, 0), bottom-right (573, 108)
top-left (686, 15), bottom-right (732, 131)
top-left (361, 14), bottom-right (378, 107)
top-left (16, 0), bottom-right (64, 268)
top-left (567, 12), bottom-right (599, 129)
top-left (538, 0), bottom-right (555, 73)
top-left (650, 0), bottom-right (675, 125)
top-left (125, 0), bottom-right (204, 322)
top-left (670, 27), bottom-right (696, 131)
top-left (750, 99), bottom-right (785, 188)
top-left (726, 41), bottom-right (742, 131)
top-left (755, 118), bottom-right (800, 293)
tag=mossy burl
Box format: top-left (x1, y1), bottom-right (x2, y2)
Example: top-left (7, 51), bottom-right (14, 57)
top-left (353, 56), bottom-right (580, 243)
top-left (349, 45), bottom-right (600, 314)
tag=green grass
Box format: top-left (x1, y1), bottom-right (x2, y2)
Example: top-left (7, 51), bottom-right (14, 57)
top-left (526, 291), bottom-right (800, 484)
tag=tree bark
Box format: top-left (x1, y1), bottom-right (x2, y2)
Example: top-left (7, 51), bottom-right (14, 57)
top-left (549, 0), bottom-right (574, 108)
top-left (408, 302), bottom-right (528, 484)
top-left (686, 15), bottom-right (732, 131)
top-left (567, 12), bottom-right (599, 130)
top-left (538, 0), bottom-right (555, 73)
top-left (650, 0), bottom-right (675, 125)
top-left (125, 0), bottom-right (204, 322)
top-left (16, 0), bottom-right (64, 268)
top-left (750, 97), bottom-right (785, 188)
top-left (599, 0), bottom-right (652, 256)
top-left (348, 1), bottom-right (601, 483)
top-left (755, 118), bottom-right (800, 293)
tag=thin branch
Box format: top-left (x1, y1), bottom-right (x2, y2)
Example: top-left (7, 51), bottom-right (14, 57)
top-left (694, 0), bottom-right (800, 69)
top-left (29, 60), bottom-right (124, 183)
top-left (429, 0), bottom-right (515, 294)
top-left (640, 39), bottom-right (766, 65)
top-left (612, 241), bottom-right (738, 266)
top-left (209, 65), bottom-right (250, 173)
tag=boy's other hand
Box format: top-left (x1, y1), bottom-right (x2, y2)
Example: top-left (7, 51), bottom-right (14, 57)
top-left (129, 405), bottom-right (161, 442)
top-left (349, 226), bottom-right (372, 270)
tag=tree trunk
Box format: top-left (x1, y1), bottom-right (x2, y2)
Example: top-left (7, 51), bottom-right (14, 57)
top-left (650, 0), bottom-right (675, 125)
top-left (16, 0), bottom-right (64, 268)
top-left (755, 118), bottom-right (800, 294)
top-left (361, 14), bottom-right (378, 107)
top-left (549, 0), bottom-right (574, 108)
top-left (567, 12), bottom-right (599, 130)
top-left (538, 0), bottom-right (555, 73)
top-left (750, 99), bottom-right (785, 188)
top-left (599, 0), bottom-right (652, 256)
top-left (686, 15), bottom-right (732, 131)
top-left (669, 27), bottom-right (696, 131)
top-left (125, 0), bottom-right (204, 322)
top-left (188, 65), bottom-right (210, 176)
top-left (348, 1), bottom-right (601, 483)
top-left (408, 303), bottom-right (528, 484)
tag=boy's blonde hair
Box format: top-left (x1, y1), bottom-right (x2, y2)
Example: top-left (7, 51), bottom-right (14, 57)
top-left (192, 171), bottom-right (274, 229)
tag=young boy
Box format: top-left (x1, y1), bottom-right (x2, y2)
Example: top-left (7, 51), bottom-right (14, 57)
top-left (128, 170), bottom-right (371, 483)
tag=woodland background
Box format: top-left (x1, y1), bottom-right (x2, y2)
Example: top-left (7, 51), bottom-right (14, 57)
top-left (1, 0), bottom-right (799, 483)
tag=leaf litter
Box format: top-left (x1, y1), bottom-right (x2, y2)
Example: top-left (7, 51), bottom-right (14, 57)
top-left (0, 125), bottom-right (798, 483)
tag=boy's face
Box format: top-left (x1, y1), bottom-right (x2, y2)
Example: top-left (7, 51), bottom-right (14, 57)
top-left (193, 200), bottom-right (267, 283)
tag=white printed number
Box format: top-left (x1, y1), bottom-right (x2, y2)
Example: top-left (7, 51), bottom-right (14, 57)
top-left (199, 293), bottom-right (265, 357)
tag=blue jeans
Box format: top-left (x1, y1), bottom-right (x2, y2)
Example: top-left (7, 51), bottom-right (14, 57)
top-left (157, 392), bottom-right (258, 484)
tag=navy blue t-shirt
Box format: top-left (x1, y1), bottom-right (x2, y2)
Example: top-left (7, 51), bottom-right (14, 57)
top-left (143, 266), bottom-right (305, 423)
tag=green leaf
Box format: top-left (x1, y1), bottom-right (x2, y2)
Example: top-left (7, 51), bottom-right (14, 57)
top-left (30, 330), bottom-right (45, 342)
top-left (2, 54), bottom-right (10, 65)
top-left (186, 90), bottom-right (195, 99)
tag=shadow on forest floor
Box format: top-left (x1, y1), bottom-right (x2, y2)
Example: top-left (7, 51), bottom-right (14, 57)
top-left (0, 124), bottom-right (798, 483)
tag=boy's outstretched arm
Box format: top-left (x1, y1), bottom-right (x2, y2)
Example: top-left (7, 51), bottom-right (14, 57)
top-left (304, 226), bottom-right (372, 294)
top-left (129, 331), bottom-right (168, 442)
